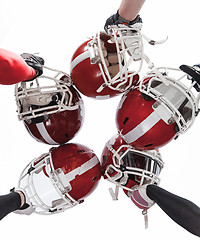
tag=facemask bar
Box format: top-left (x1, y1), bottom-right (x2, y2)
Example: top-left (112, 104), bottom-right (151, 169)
top-left (88, 28), bottom-right (143, 93)
top-left (139, 67), bottom-right (200, 134)
top-left (15, 66), bottom-right (80, 121)
top-left (88, 27), bottom-right (168, 93)
top-left (18, 152), bottom-right (79, 215)
top-left (105, 144), bottom-right (164, 194)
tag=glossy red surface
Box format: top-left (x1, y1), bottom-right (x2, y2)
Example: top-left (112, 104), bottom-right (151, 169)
top-left (116, 89), bottom-right (177, 150)
top-left (101, 134), bottom-right (126, 178)
top-left (24, 85), bottom-right (84, 145)
top-left (71, 37), bottom-right (139, 99)
top-left (51, 143), bottom-right (102, 201)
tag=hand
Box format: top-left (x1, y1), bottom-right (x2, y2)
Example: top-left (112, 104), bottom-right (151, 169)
top-left (20, 53), bottom-right (45, 80)
top-left (104, 11), bottom-right (142, 34)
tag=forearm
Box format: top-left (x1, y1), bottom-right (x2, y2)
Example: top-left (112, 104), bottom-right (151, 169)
top-left (0, 192), bottom-right (22, 220)
top-left (119, 0), bottom-right (145, 21)
top-left (0, 48), bottom-right (36, 85)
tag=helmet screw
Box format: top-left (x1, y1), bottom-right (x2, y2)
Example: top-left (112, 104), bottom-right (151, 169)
top-left (56, 168), bottom-right (62, 174)
top-left (120, 165), bottom-right (126, 172)
top-left (168, 117), bottom-right (174, 124)
top-left (153, 104), bottom-right (158, 108)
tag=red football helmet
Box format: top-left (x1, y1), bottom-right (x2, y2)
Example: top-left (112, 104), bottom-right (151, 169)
top-left (15, 66), bottom-right (84, 145)
top-left (101, 133), bottom-right (164, 210)
top-left (116, 67), bottom-right (200, 150)
top-left (17, 143), bottom-right (102, 214)
top-left (70, 30), bottom-right (141, 99)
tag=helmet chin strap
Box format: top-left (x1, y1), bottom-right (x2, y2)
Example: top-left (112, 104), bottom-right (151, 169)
top-left (109, 186), bottom-right (120, 201)
top-left (128, 184), bottom-right (155, 229)
top-left (142, 209), bottom-right (148, 229)
top-left (142, 52), bottom-right (169, 86)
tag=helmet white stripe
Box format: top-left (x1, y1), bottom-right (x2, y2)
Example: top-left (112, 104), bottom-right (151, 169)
top-left (36, 122), bottom-right (59, 145)
top-left (64, 156), bottom-right (99, 182)
top-left (123, 111), bottom-right (161, 144)
top-left (70, 51), bottom-right (90, 73)
top-left (95, 95), bottom-right (110, 100)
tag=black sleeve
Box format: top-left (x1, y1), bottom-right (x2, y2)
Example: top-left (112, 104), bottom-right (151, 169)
top-left (0, 192), bottom-right (21, 220)
top-left (146, 184), bottom-right (200, 237)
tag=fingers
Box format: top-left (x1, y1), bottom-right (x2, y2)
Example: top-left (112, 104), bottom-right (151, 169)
top-left (107, 53), bottom-right (120, 64)
top-left (100, 41), bottom-right (123, 78)
top-left (108, 64), bottom-right (120, 78)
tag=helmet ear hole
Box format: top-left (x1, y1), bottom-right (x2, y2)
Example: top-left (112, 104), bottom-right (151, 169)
top-left (51, 93), bottom-right (62, 103)
top-left (51, 95), bottom-right (58, 102)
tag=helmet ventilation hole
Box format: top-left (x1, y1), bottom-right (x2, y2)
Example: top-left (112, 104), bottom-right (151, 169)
top-left (123, 117), bottom-right (129, 125)
top-left (65, 134), bottom-right (69, 138)
top-left (77, 150), bottom-right (85, 153)
top-left (143, 143), bottom-right (153, 148)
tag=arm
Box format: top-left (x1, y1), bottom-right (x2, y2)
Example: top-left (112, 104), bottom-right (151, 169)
top-left (0, 191), bottom-right (24, 220)
top-left (0, 49), bottom-right (44, 85)
top-left (0, 189), bottom-right (34, 220)
top-left (118, 0), bottom-right (145, 21)
top-left (104, 0), bottom-right (145, 32)
top-left (0, 49), bottom-right (36, 85)
top-left (146, 184), bottom-right (200, 237)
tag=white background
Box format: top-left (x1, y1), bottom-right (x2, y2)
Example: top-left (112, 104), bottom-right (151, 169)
top-left (0, 0), bottom-right (200, 239)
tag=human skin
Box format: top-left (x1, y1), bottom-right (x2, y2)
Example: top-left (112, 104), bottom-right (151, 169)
top-left (118, 0), bottom-right (145, 21)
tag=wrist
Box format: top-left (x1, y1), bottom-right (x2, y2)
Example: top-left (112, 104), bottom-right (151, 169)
top-left (117, 10), bottom-right (142, 24)
top-left (15, 191), bottom-right (26, 208)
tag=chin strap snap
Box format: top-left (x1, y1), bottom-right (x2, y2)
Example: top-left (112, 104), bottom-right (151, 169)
top-left (109, 186), bottom-right (119, 200)
top-left (142, 209), bottom-right (148, 229)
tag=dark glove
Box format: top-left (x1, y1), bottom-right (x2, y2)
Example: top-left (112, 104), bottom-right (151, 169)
top-left (104, 11), bottom-right (142, 33)
top-left (180, 64), bottom-right (200, 92)
top-left (21, 53), bottom-right (45, 80)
